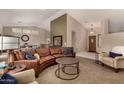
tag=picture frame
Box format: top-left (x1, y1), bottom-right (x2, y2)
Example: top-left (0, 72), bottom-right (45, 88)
top-left (53, 35), bottom-right (62, 47)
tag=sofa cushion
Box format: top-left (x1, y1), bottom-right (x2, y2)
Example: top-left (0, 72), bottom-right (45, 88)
top-left (8, 52), bottom-right (15, 63)
top-left (109, 52), bottom-right (122, 58)
top-left (40, 56), bottom-right (55, 64)
top-left (53, 54), bottom-right (64, 58)
top-left (25, 52), bottom-right (36, 60)
top-left (14, 50), bottom-right (25, 60)
top-left (102, 57), bottom-right (114, 63)
top-left (34, 53), bottom-right (40, 60)
top-left (0, 73), bottom-right (18, 84)
top-left (36, 48), bottom-right (50, 57)
top-left (50, 48), bottom-right (62, 55)
top-left (28, 49), bottom-right (36, 55)
top-left (14, 51), bottom-right (20, 60)
top-left (63, 47), bottom-right (73, 55)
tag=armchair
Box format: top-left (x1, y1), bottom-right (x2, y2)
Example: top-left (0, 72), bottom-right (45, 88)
top-left (100, 52), bottom-right (124, 72)
top-left (12, 69), bottom-right (38, 84)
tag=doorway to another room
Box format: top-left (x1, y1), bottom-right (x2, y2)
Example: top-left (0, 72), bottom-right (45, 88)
top-left (89, 36), bottom-right (96, 52)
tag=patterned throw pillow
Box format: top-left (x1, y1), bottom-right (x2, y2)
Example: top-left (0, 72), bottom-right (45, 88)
top-left (14, 50), bottom-right (25, 60)
top-left (14, 51), bottom-right (20, 60)
top-left (34, 53), bottom-right (40, 60)
top-left (25, 52), bottom-right (36, 60)
top-left (18, 50), bottom-right (25, 60)
top-left (0, 73), bottom-right (18, 84)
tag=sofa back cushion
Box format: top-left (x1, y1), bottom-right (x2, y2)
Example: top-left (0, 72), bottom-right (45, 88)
top-left (50, 47), bottom-right (62, 55)
top-left (36, 48), bottom-right (50, 57)
top-left (14, 50), bottom-right (25, 60)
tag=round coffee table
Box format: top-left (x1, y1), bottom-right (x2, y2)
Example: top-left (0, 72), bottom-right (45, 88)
top-left (55, 57), bottom-right (79, 80)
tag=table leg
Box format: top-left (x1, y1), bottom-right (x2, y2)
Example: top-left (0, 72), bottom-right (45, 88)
top-left (77, 62), bottom-right (79, 74)
top-left (58, 64), bottom-right (60, 78)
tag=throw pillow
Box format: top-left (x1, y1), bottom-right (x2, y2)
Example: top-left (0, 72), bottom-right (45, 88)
top-left (63, 47), bottom-right (73, 55)
top-left (14, 50), bottom-right (25, 60)
top-left (0, 73), bottom-right (18, 84)
top-left (25, 52), bottom-right (36, 60)
top-left (109, 52), bottom-right (122, 58)
top-left (34, 53), bottom-right (40, 60)
top-left (14, 51), bottom-right (20, 60)
top-left (18, 50), bottom-right (25, 60)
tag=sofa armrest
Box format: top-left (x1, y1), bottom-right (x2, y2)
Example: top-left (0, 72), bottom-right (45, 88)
top-left (12, 69), bottom-right (37, 84)
top-left (14, 60), bottom-right (40, 69)
top-left (100, 52), bottom-right (109, 57)
top-left (14, 60), bottom-right (40, 77)
top-left (115, 56), bottom-right (124, 60)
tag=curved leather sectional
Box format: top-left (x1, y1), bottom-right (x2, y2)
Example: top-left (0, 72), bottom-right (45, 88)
top-left (9, 47), bottom-right (75, 77)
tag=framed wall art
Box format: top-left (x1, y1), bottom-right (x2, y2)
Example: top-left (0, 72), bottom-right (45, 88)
top-left (53, 35), bottom-right (62, 47)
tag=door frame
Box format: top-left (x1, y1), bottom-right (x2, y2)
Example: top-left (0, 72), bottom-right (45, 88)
top-left (89, 35), bottom-right (96, 52)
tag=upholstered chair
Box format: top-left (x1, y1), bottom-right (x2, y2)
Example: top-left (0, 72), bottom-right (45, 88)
top-left (100, 46), bottom-right (124, 72)
top-left (12, 69), bottom-right (38, 84)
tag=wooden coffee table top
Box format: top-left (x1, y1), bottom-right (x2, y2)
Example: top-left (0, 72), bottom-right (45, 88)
top-left (7, 64), bottom-right (26, 74)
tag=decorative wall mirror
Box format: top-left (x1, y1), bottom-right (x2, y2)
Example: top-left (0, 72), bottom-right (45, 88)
top-left (21, 35), bottom-right (29, 42)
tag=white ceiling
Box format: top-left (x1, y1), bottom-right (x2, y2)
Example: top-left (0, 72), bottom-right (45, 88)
top-left (1, 9), bottom-right (124, 33)
top-left (67, 9), bottom-right (124, 32)
top-left (0, 9), bottom-right (60, 26)
top-left (41, 9), bottom-right (124, 32)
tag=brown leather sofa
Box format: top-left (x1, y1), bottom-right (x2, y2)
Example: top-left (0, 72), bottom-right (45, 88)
top-left (8, 47), bottom-right (75, 77)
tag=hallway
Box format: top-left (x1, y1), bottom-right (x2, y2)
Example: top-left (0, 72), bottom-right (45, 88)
top-left (76, 51), bottom-right (96, 60)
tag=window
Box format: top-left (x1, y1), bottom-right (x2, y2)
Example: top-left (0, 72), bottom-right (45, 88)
top-left (12, 28), bottom-right (22, 33)
top-left (0, 36), bottom-right (19, 51)
top-left (12, 28), bottom-right (39, 35)
top-left (31, 30), bottom-right (39, 35)
top-left (23, 29), bottom-right (31, 34)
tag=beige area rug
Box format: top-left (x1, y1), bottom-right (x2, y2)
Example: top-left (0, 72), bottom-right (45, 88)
top-left (36, 57), bottom-right (124, 84)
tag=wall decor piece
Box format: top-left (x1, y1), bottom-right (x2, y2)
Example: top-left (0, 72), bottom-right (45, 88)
top-left (21, 35), bottom-right (29, 42)
top-left (53, 35), bottom-right (62, 46)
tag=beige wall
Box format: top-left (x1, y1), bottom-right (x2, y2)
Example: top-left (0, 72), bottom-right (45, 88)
top-left (3, 26), bottom-right (48, 46)
top-left (67, 14), bottom-right (87, 52)
top-left (0, 25), bottom-right (2, 35)
top-left (51, 14), bottom-right (67, 46)
top-left (51, 14), bottom-right (87, 52)
top-left (99, 32), bottom-right (124, 53)
top-left (86, 19), bottom-right (108, 52)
